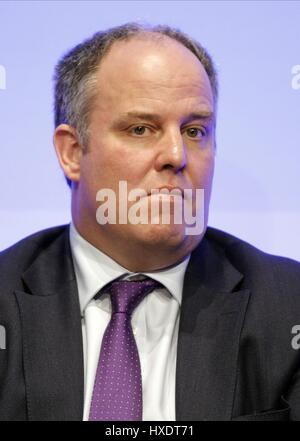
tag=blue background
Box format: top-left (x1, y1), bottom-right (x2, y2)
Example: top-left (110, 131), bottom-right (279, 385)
top-left (0, 0), bottom-right (299, 260)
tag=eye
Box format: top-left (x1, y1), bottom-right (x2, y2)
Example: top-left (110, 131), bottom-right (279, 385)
top-left (131, 126), bottom-right (149, 136)
top-left (185, 127), bottom-right (206, 139)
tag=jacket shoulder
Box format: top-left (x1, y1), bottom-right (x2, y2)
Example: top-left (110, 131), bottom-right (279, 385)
top-left (0, 225), bottom-right (69, 274)
top-left (205, 226), bottom-right (300, 283)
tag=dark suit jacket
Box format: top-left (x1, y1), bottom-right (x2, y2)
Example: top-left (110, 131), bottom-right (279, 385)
top-left (0, 225), bottom-right (300, 421)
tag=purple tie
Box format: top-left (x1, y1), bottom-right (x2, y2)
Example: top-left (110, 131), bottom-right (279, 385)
top-left (89, 278), bottom-right (161, 421)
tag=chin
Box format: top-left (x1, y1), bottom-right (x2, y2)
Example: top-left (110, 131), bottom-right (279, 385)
top-left (133, 222), bottom-right (195, 249)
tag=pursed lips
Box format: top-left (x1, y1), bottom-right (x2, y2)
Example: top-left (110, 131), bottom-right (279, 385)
top-left (147, 186), bottom-right (185, 197)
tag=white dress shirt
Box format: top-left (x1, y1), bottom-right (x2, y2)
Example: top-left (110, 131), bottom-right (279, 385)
top-left (69, 223), bottom-right (190, 421)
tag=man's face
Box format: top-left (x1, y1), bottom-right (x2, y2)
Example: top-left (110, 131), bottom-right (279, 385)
top-left (74, 35), bottom-right (215, 266)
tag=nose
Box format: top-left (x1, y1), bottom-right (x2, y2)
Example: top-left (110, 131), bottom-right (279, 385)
top-left (154, 128), bottom-right (187, 173)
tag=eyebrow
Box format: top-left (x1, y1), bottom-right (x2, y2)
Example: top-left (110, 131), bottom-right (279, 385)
top-left (181, 112), bottom-right (214, 124)
top-left (116, 110), bottom-right (214, 124)
top-left (121, 112), bottom-right (162, 122)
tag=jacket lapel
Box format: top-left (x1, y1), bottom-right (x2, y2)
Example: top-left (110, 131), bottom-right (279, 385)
top-left (14, 227), bottom-right (84, 421)
top-left (176, 235), bottom-right (250, 421)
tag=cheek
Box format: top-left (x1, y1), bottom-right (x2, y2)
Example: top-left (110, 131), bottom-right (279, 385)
top-left (189, 152), bottom-right (215, 188)
top-left (109, 146), bottom-right (153, 186)
top-left (81, 151), bottom-right (151, 196)
top-left (92, 135), bottom-right (151, 174)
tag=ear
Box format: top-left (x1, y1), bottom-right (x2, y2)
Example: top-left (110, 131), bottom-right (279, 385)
top-left (53, 124), bottom-right (83, 183)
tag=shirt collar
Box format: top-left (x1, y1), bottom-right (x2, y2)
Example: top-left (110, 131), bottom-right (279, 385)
top-left (69, 222), bottom-right (190, 315)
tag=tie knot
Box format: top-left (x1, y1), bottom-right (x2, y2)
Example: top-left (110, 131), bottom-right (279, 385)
top-left (107, 278), bottom-right (161, 315)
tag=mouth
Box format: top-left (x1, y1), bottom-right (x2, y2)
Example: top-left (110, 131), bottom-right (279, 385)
top-left (147, 186), bottom-right (184, 197)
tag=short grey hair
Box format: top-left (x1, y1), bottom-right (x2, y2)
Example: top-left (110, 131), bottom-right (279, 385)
top-left (53, 22), bottom-right (218, 186)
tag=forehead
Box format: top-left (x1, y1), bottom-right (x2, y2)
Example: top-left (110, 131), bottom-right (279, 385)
top-left (93, 34), bottom-right (214, 114)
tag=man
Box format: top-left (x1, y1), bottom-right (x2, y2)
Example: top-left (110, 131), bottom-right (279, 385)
top-left (0, 23), bottom-right (300, 421)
